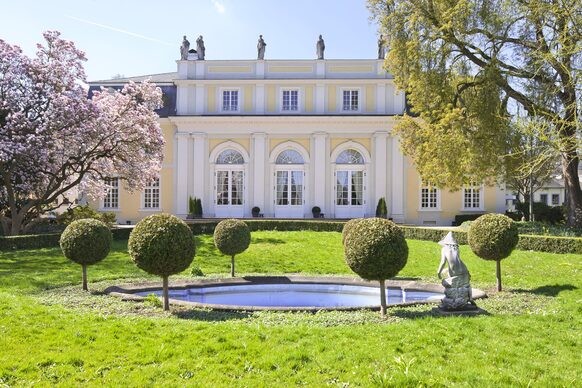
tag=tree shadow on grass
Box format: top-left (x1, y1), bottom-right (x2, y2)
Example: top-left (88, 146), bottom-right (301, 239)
top-left (391, 306), bottom-right (491, 319)
top-left (172, 308), bottom-right (252, 322)
top-left (510, 284), bottom-right (578, 297)
top-left (252, 237), bottom-right (286, 245)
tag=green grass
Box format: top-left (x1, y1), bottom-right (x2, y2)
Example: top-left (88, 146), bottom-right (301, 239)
top-left (0, 231), bottom-right (581, 386)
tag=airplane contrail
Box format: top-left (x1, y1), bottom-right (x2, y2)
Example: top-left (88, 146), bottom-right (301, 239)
top-left (65, 15), bottom-right (174, 47)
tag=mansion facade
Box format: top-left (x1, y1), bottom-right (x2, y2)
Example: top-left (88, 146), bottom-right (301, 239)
top-left (88, 57), bottom-right (506, 225)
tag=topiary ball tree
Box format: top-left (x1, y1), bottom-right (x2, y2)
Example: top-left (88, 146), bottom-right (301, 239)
top-left (468, 213), bottom-right (518, 292)
top-left (60, 219), bottom-right (112, 291)
top-left (128, 214), bottom-right (195, 310)
top-left (344, 218), bottom-right (408, 317)
top-left (342, 218), bottom-right (365, 246)
top-left (214, 219), bottom-right (251, 277)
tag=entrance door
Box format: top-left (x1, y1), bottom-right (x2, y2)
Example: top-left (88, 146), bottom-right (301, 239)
top-left (215, 170), bottom-right (244, 217)
top-left (275, 170), bottom-right (304, 218)
top-left (335, 170), bottom-right (365, 218)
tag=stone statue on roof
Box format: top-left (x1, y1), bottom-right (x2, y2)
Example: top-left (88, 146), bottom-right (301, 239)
top-left (316, 35), bottom-right (325, 60)
top-left (257, 35), bottom-right (266, 60)
top-left (180, 35), bottom-right (190, 60)
top-left (437, 232), bottom-right (476, 311)
top-left (378, 34), bottom-right (386, 59)
top-left (196, 36), bottom-right (205, 60)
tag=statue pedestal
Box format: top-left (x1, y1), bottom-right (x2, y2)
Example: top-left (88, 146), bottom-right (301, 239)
top-left (432, 305), bottom-right (486, 316)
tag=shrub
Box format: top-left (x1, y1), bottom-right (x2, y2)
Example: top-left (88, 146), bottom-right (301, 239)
top-left (453, 213), bottom-right (485, 226)
top-left (57, 205), bottom-right (117, 226)
top-left (213, 219), bottom-right (251, 277)
top-left (468, 213), bottom-right (518, 291)
top-left (59, 219), bottom-right (112, 291)
top-left (344, 218), bottom-right (408, 316)
top-left (375, 197), bottom-right (388, 218)
top-left (128, 213), bottom-right (196, 310)
top-left (515, 202), bottom-right (564, 224)
top-left (195, 198), bottom-right (203, 217)
top-left (188, 197), bottom-right (196, 215)
top-left (342, 218), bottom-right (364, 245)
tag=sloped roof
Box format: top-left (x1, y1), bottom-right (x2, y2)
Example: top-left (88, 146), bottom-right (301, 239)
top-left (89, 72), bottom-right (177, 85)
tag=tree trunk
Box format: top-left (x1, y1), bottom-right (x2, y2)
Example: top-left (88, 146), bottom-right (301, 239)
top-left (562, 155), bottom-right (582, 227)
top-left (496, 260), bottom-right (502, 292)
top-left (82, 264), bottom-right (88, 291)
top-left (379, 279), bottom-right (387, 317)
top-left (9, 213), bottom-right (24, 236)
top-left (162, 275), bottom-right (169, 311)
top-left (231, 255), bottom-right (235, 277)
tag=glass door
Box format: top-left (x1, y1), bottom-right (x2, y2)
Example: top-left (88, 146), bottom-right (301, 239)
top-left (215, 170), bottom-right (244, 217)
top-left (274, 170), bottom-right (304, 218)
top-left (335, 170), bottom-right (364, 218)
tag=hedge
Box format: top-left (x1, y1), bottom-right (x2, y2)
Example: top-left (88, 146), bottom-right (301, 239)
top-left (3, 219), bottom-right (582, 255)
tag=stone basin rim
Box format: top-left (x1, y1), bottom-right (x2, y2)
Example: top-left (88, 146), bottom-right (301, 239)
top-left (105, 276), bottom-right (487, 312)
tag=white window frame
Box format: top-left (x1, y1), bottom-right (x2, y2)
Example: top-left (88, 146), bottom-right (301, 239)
top-left (101, 178), bottom-right (120, 211)
top-left (219, 88), bottom-right (241, 113)
top-left (340, 88), bottom-right (361, 112)
top-left (279, 88), bottom-right (301, 113)
top-left (418, 180), bottom-right (441, 211)
top-left (140, 177), bottom-right (161, 211)
top-left (462, 183), bottom-right (484, 211)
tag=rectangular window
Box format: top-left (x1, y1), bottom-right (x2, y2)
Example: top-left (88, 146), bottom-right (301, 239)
top-left (103, 178), bottom-right (119, 209)
top-left (551, 194), bottom-right (560, 206)
top-left (420, 181), bottom-right (438, 209)
top-left (222, 90), bottom-right (239, 111)
top-left (540, 194), bottom-right (548, 205)
top-left (282, 90), bottom-right (299, 111)
top-left (143, 178), bottom-right (160, 209)
top-left (342, 90), bottom-right (359, 111)
top-left (463, 183), bottom-right (482, 209)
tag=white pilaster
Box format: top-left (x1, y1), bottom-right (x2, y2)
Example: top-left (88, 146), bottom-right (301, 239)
top-left (252, 133), bottom-right (267, 211)
top-left (256, 84), bottom-right (265, 114)
top-left (195, 85), bottom-right (204, 114)
top-left (376, 84), bottom-right (386, 114)
top-left (177, 86), bottom-right (187, 115)
top-left (391, 135), bottom-right (405, 222)
top-left (373, 132), bottom-right (389, 204)
top-left (312, 132), bottom-right (328, 211)
top-left (315, 83), bottom-right (325, 114)
top-left (191, 133), bottom-right (207, 202)
top-left (256, 61), bottom-right (265, 78)
top-left (195, 61), bottom-right (205, 79)
top-left (175, 132), bottom-right (190, 217)
top-left (316, 61), bottom-right (325, 78)
top-left (176, 60), bottom-right (188, 79)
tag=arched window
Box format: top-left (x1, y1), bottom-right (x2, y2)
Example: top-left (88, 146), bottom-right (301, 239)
top-left (336, 149), bottom-right (364, 164)
top-left (276, 150), bottom-right (304, 164)
top-left (216, 149), bottom-right (244, 164)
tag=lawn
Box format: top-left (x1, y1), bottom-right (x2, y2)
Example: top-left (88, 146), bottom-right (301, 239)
top-left (0, 231), bottom-right (580, 386)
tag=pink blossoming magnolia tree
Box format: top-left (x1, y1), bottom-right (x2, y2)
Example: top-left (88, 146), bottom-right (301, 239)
top-left (0, 31), bottom-right (164, 235)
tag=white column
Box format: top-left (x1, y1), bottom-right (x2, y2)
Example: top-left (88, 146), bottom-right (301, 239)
top-left (252, 133), bottom-right (267, 211)
top-left (256, 84), bottom-right (265, 114)
top-left (175, 132), bottom-right (190, 217)
top-left (177, 86), bottom-right (188, 115)
top-left (256, 61), bottom-right (265, 78)
top-left (316, 61), bottom-right (325, 78)
top-left (195, 85), bottom-right (205, 114)
top-left (315, 83), bottom-right (325, 114)
top-left (376, 84), bottom-right (386, 114)
top-left (391, 135), bottom-right (405, 222)
top-left (191, 133), bottom-right (207, 201)
top-left (312, 132), bottom-right (328, 212)
top-left (373, 132), bottom-right (389, 204)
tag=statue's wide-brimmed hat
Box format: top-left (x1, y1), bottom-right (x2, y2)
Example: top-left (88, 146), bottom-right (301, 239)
top-left (438, 231), bottom-right (458, 246)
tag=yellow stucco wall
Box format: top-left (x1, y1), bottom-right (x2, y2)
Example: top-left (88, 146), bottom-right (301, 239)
top-left (365, 85), bottom-right (375, 113)
top-left (330, 138), bottom-right (371, 153)
top-left (209, 138), bottom-right (250, 154)
top-left (304, 85), bottom-right (314, 112)
top-left (207, 86), bottom-right (216, 112)
top-left (244, 86), bottom-right (253, 112)
top-left (269, 138), bottom-right (311, 155)
top-left (266, 85), bottom-right (276, 113)
top-left (160, 123), bottom-right (175, 164)
top-left (327, 85), bottom-right (336, 112)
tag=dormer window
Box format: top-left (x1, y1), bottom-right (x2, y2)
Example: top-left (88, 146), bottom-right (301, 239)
top-left (342, 90), bottom-right (359, 111)
top-left (282, 89), bottom-right (299, 111)
top-left (222, 90), bottom-right (239, 112)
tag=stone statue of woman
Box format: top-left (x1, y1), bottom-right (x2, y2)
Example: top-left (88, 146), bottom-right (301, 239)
top-left (437, 232), bottom-right (475, 310)
top-left (257, 35), bottom-right (266, 60)
top-left (196, 36), bottom-right (205, 60)
top-left (316, 35), bottom-right (325, 60)
top-left (180, 35), bottom-right (190, 60)
top-left (377, 35), bottom-right (386, 59)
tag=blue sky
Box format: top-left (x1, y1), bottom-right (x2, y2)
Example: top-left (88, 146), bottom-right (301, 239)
top-left (1, 0), bottom-right (381, 81)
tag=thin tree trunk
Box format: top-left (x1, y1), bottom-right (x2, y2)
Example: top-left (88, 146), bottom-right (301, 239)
top-left (379, 279), bottom-right (387, 317)
top-left (162, 276), bottom-right (169, 311)
top-left (231, 255), bottom-right (235, 277)
top-left (82, 264), bottom-right (88, 291)
top-left (563, 155), bottom-right (582, 227)
top-left (496, 260), bottom-right (502, 292)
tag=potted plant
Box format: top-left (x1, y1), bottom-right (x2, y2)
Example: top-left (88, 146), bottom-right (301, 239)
top-left (186, 196), bottom-right (196, 219)
top-left (312, 206), bottom-right (321, 218)
top-left (252, 206), bottom-right (261, 217)
top-left (376, 197), bottom-right (388, 218)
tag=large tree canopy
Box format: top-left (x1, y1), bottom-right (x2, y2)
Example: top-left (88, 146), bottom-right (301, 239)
top-left (0, 31), bottom-right (164, 235)
top-left (369, 0), bottom-right (581, 224)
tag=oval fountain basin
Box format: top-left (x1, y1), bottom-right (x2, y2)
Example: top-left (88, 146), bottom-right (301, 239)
top-left (134, 283), bottom-right (444, 308)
